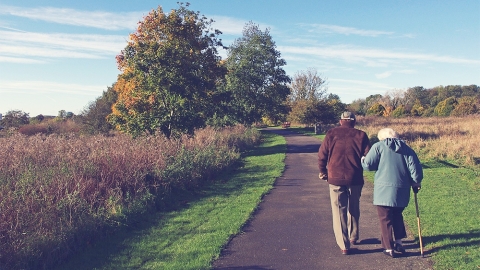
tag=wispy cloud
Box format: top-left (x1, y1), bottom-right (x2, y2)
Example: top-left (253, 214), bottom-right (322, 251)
top-left (303, 24), bottom-right (394, 37)
top-left (279, 45), bottom-right (480, 66)
top-left (209, 16), bottom-right (247, 36)
top-left (0, 80), bottom-right (105, 95)
top-left (375, 69), bottom-right (416, 79)
top-left (328, 78), bottom-right (394, 101)
top-left (0, 30), bottom-right (126, 62)
top-left (0, 5), bottom-right (143, 30)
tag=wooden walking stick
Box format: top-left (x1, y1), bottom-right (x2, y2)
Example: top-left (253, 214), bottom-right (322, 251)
top-left (413, 188), bottom-right (424, 257)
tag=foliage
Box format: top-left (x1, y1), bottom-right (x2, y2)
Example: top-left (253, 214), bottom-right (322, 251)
top-left (0, 110), bottom-right (29, 128)
top-left (288, 68), bottom-right (327, 102)
top-left (224, 22), bottom-right (291, 125)
top-left (366, 103), bottom-right (385, 116)
top-left (450, 96), bottom-right (478, 116)
top-left (79, 86), bottom-right (118, 134)
top-left (286, 69), bottom-right (342, 125)
top-left (434, 96), bottom-right (457, 116)
top-left (391, 105), bottom-right (406, 118)
top-left (410, 99), bottom-right (426, 116)
top-left (0, 125), bottom-right (260, 269)
top-left (351, 85), bottom-right (479, 118)
top-left (108, 3), bottom-right (226, 138)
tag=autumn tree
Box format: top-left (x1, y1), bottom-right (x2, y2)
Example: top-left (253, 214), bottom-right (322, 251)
top-left (289, 68), bottom-right (327, 102)
top-left (224, 22), bottom-right (290, 125)
top-left (450, 96), bottom-right (478, 116)
top-left (108, 4), bottom-right (226, 138)
top-left (287, 68), bottom-right (329, 125)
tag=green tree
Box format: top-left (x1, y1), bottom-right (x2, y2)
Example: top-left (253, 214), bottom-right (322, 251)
top-left (410, 99), bottom-right (425, 116)
top-left (80, 86), bottom-right (118, 134)
top-left (224, 22), bottom-right (290, 125)
top-left (108, 3), bottom-right (226, 138)
top-left (1, 110), bottom-right (29, 128)
top-left (392, 105), bottom-right (406, 118)
top-left (434, 97), bottom-right (457, 116)
top-left (303, 99), bottom-right (339, 126)
top-left (347, 98), bottom-right (367, 116)
top-left (366, 103), bottom-right (385, 116)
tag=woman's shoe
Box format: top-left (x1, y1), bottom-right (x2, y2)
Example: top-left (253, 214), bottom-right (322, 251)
top-left (382, 249), bottom-right (396, 258)
top-left (394, 243), bottom-right (406, 254)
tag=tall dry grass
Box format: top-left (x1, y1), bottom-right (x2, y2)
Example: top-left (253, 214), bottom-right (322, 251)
top-left (0, 125), bottom-right (260, 269)
top-left (356, 115), bottom-right (480, 166)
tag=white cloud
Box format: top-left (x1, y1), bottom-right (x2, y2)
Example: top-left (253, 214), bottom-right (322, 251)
top-left (0, 80), bottom-right (105, 95)
top-left (0, 5), bottom-right (143, 30)
top-left (0, 55), bottom-right (44, 63)
top-left (0, 30), bottom-right (127, 62)
top-left (375, 71), bottom-right (392, 79)
top-left (304, 24), bottom-right (394, 37)
top-left (279, 45), bottom-right (480, 65)
top-left (328, 78), bottom-right (395, 102)
top-left (209, 16), bottom-right (247, 36)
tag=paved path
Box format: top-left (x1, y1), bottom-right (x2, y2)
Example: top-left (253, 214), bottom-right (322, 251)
top-left (212, 129), bottom-right (432, 270)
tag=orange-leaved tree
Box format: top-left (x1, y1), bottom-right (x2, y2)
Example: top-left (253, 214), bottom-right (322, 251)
top-left (108, 3), bottom-right (226, 138)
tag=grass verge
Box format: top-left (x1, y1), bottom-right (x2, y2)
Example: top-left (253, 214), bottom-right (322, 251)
top-left (56, 131), bottom-right (286, 270)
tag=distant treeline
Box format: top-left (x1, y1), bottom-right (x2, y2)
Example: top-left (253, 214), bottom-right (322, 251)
top-left (348, 84), bottom-right (480, 117)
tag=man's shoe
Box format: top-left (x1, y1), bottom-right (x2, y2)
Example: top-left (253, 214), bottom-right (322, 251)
top-left (350, 240), bottom-right (357, 245)
top-left (394, 243), bottom-right (406, 254)
top-left (341, 249), bottom-right (349, 255)
top-left (382, 249), bottom-right (396, 258)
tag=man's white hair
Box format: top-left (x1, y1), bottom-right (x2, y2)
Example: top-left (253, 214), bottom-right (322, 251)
top-left (377, 128), bottom-right (399, 140)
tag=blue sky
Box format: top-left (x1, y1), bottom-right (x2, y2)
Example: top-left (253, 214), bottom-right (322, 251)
top-left (1, 0), bottom-right (479, 117)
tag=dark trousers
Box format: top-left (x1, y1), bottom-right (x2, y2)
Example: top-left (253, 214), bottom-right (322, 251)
top-left (376, 206), bottom-right (407, 250)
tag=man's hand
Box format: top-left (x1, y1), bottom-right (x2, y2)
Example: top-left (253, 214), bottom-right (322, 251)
top-left (412, 185), bottom-right (421, 193)
top-left (319, 173), bottom-right (328, 181)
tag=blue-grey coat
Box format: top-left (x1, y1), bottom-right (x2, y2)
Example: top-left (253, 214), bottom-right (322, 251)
top-left (361, 138), bottom-right (423, 207)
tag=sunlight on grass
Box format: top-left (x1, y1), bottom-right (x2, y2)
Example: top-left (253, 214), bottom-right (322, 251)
top-left (57, 131), bottom-right (286, 270)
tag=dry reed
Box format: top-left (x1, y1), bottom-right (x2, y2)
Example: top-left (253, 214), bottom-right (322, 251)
top-left (356, 115), bottom-right (480, 166)
top-left (0, 125), bottom-right (260, 269)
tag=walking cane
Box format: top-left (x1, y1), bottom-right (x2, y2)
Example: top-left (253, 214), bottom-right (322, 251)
top-left (413, 187), bottom-right (424, 257)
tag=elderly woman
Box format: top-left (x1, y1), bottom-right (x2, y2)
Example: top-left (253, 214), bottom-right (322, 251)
top-left (361, 128), bottom-right (423, 258)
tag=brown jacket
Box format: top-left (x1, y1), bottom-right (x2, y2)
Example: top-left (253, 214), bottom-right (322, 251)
top-left (318, 124), bottom-right (371, 186)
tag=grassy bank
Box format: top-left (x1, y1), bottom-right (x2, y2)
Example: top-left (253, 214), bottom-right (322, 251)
top-left (56, 131), bottom-right (286, 269)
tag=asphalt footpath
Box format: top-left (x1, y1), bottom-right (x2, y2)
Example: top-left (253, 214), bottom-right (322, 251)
top-left (212, 128), bottom-right (432, 270)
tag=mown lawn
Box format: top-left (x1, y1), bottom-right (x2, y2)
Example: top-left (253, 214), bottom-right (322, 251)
top-left (56, 131), bottom-right (286, 270)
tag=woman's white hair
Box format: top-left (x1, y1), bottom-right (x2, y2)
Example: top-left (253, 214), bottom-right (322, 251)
top-left (377, 128), bottom-right (399, 140)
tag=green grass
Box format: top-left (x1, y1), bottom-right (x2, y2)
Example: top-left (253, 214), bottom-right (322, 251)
top-left (56, 131), bottom-right (286, 270)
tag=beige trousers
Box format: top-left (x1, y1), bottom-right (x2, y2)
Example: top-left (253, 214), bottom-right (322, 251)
top-left (329, 184), bottom-right (363, 250)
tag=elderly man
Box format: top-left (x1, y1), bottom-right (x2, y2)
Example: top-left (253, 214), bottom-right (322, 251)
top-left (318, 111), bottom-right (371, 255)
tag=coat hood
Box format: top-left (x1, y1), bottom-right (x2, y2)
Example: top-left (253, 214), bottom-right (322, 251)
top-left (383, 138), bottom-right (406, 153)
